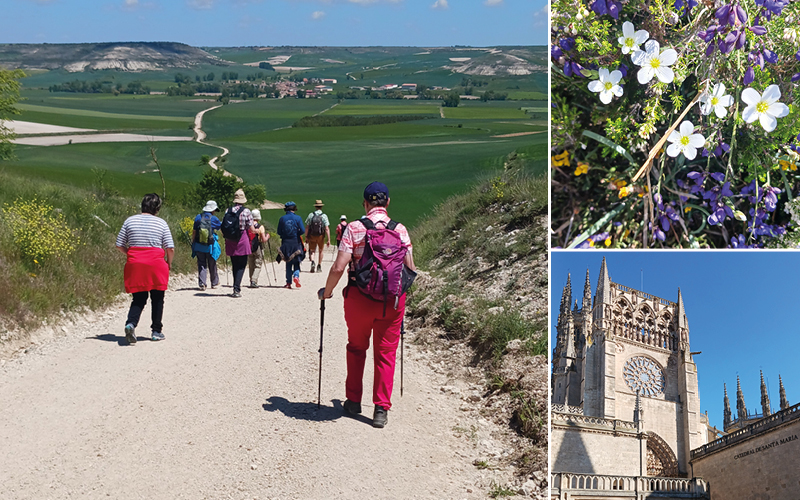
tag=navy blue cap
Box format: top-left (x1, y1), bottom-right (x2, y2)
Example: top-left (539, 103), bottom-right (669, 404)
top-left (363, 181), bottom-right (389, 202)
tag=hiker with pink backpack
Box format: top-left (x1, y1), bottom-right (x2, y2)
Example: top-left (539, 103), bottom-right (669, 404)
top-left (318, 181), bottom-right (416, 428)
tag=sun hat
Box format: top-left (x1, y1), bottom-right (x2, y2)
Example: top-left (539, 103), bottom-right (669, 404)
top-left (363, 181), bottom-right (388, 202)
top-left (252, 209), bottom-right (261, 220)
top-left (340, 215), bottom-right (347, 220)
top-left (203, 200), bottom-right (218, 212)
top-left (233, 189), bottom-right (247, 204)
top-left (284, 201), bottom-right (297, 211)
top-left (314, 199), bottom-right (324, 207)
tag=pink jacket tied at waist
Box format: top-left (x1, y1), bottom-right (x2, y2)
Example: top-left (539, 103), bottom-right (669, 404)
top-left (124, 247), bottom-right (169, 293)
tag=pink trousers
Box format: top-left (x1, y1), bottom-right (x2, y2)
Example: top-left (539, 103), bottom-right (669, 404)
top-left (343, 287), bottom-right (406, 409)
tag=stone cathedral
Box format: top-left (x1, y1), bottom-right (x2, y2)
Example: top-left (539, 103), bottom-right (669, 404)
top-left (551, 258), bottom-right (800, 500)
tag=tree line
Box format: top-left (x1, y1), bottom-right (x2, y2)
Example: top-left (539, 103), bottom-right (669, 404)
top-left (48, 80), bottom-right (150, 95)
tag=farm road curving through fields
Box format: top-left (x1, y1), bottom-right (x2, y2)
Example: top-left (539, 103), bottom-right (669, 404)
top-left (0, 270), bottom-right (520, 498)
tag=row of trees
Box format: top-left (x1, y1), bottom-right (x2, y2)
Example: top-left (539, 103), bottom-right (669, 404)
top-left (48, 80), bottom-right (150, 95)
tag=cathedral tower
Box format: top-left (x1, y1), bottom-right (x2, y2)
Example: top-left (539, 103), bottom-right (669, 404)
top-left (761, 370), bottom-right (772, 417)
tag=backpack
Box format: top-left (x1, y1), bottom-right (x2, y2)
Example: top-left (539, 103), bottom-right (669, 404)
top-left (251, 222), bottom-right (262, 253)
top-left (352, 218), bottom-right (417, 316)
top-left (221, 206), bottom-right (242, 240)
top-left (309, 213), bottom-right (325, 237)
top-left (195, 213), bottom-right (215, 245)
top-left (336, 222), bottom-right (347, 241)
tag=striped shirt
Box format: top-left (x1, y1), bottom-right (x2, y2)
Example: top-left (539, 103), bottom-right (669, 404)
top-left (228, 205), bottom-right (254, 231)
top-left (339, 207), bottom-right (412, 263)
top-left (116, 214), bottom-right (175, 249)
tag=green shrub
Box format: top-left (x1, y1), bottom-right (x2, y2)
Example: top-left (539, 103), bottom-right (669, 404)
top-left (2, 197), bottom-right (79, 265)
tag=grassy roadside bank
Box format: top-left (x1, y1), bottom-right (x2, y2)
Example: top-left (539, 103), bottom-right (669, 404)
top-left (407, 151), bottom-right (548, 490)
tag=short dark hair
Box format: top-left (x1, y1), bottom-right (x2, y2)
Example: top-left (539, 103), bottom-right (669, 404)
top-left (366, 193), bottom-right (388, 208)
top-left (141, 193), bottom-right (162, 215)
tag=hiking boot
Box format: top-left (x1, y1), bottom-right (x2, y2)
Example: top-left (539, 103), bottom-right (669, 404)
top-left (124, 324), bottom-right (136, 345)
top-left (343, 399), bottom-right (362, 415)
top-left (373, 405), bottom-right (388, 428)
top-left (151, 331), bottom-right (165, 341)
top-left (310, 262), bottom-right (316, 273)
top-left (293, 276), bottom-right (301, 288)
top-left (230, 291), bottom-right (242, 298)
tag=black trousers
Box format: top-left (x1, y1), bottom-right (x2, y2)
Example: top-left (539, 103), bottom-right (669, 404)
top-left (231, 255), bottom-right (248, 293)
top-left (126, 290), bottom-right (165, 333)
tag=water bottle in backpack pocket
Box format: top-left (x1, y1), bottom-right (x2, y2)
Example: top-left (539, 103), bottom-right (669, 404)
top-left (196, 213), bottom-right (215, 245)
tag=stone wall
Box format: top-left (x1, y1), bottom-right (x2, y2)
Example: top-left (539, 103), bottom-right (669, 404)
top-left (691, 403), bottom-right (800, 500)
top-left (551, 413), bottom-right (641, 476)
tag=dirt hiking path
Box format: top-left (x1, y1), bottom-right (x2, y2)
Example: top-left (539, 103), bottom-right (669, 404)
top-left (0, 268), bottom-right (518, 499)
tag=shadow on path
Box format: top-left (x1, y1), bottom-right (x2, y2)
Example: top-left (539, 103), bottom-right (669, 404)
top-left (88, 334), bottom-right (132, 346)
top-left (262, 396), bottom-right (372, 425)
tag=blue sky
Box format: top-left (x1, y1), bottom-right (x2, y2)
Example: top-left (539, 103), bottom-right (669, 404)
top-left (5, 0), bottom-right (547, 47)
top-left (551, 251), bottom-right (800, 430)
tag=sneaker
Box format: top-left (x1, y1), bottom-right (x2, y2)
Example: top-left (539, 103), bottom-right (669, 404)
top-left (283, 283), bottom-right (292, 289)
top-left (199, 284), bottom-right (206, 291)
top-left (317, 265), bottom-right (323, 273)
top-left (151, 331), bottom-right (165, 341)
top-left (248, 282), bottom-right (258, 288)
top-left (124, 324), bottom-right (136, 345)
top-left (211, 285), bottom-right (218, 289)
top-left (293, 277), bottom-right (301, 288)
top-left (310, 261), bottom-right (316, 273)
top-left (343, 399), bottom-right (362, 415)
top-left (373, 405), bottom-right (388, 428)
top-left (230, 291), bottom-right (242, 298)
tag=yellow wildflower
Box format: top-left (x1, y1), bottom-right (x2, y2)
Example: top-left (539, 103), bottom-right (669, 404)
top-left (604, 237), bottom-right (612, 247)
top-left (552, 150), bottom-right (570, 167)
top-left (619, 186), bottom-right (632, 198)
top-left (575, 162), bottom-right (590, 176)
top-left (779, 160), bottom-right (797, 171)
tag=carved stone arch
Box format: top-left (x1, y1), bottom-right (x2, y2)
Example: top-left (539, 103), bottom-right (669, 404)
top-left (646, 432), bottom-right (679, 477)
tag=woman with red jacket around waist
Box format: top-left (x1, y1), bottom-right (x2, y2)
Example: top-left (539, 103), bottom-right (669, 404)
top-left (116, 193), bottom-right (174, 345)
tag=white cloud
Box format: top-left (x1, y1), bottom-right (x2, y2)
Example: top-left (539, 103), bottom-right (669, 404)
top-left (533, 2), bottom-right (547, 27)
top-left (484, 0), bottom-right (503, 5)
top-left (125, 0), bottom-right (138, 5)
top-left (431, 0), bottom-right (448, 9)
top-left (312, 10), bottom-right (325, 19)
top-left (187, 0), bottom-right (213, 9)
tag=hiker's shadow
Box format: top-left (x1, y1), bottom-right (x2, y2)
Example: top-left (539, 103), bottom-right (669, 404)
top-left (262, 396), bottom-right (372, 425)
top-left (88, 334), bottom-right (132, 346)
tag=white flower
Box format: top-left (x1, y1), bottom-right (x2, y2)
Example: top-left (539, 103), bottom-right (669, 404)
top-left (699, 83), bottom-right (734, 118)
top-left (784, 27), bottom-right (798, 43)
top-left (618, 21), bottom-right (649, 55)
top-left (741, 85), bottom-right (790, 133)
top-left (587, 68), bottom-right (624, 104)
top-left (666, 121), bottom-right (705, 160)
top-left (632, 40), bottom-right (678, 84)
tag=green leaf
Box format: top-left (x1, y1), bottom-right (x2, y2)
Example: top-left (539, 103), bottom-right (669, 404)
top-left (581, 130), bottom-right (636, 165)
top-left (567, 203), bottom-right (626, 249)
top-left (778, 167), bottom-right (793, 202)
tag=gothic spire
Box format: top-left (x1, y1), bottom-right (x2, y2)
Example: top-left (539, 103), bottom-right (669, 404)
top-left (780, 375), bottom-right (789, 410)
top-left (677, 288), bottom-right (688, 329)
top-left (723, 383), bottom-right (732, 429)
top-left (573, 299), bottom-right (578, 313)
top-left (564, 273), bottom-right (573, 314)
top-left (736, 376), bottom-right (747, 420)
top-left (595, 256), bottom-right (611, 305)
top-left (583, 268), bottom-right (592, 311)
top-left (761, 370), bottom-right (772, 416)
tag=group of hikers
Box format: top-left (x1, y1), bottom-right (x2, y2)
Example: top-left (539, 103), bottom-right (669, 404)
top-left (115, 182), bottom-right (415, 428)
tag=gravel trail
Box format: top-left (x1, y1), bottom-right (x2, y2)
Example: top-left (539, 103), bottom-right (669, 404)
top-left (0, 268), bottom-right (514, 499)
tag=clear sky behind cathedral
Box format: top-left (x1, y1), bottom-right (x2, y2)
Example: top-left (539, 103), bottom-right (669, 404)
top-left (552, 251), bottom-right (800, 430)
top-left (5, 0), bottom-right (546, 47)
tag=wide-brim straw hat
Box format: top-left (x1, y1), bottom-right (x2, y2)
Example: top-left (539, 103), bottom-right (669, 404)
top-left (203, 200), bottom-right (218, 212)
top-left (314, 199), bottom-right (324, 207)
top-left (233, 189), bottom-right (247, 204)
top-left (252, 209), bottom-right (261, 220)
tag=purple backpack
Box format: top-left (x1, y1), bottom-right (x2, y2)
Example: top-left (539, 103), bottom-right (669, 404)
top-left (353, 219), bottom-right (416, 316)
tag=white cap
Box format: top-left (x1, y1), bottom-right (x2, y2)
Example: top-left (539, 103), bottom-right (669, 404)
top-left (203, 200), bottom-right (218, 212)
top-left (340, 215), bottom-right (347, 220)
top-left (252, 209), bottom-right (262, 220)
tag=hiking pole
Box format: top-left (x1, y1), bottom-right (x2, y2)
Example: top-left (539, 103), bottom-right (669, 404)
top-left (400, 319), bottom-right (405, 397)
top-left (266, 238), bottom-right (278, 282)
top-left (317, 290), bottom-right (326, 408)
top-left (260, 245), bottom-right (271, 286)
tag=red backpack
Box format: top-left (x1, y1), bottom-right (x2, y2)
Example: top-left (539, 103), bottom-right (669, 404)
top-left (352, 219), bottom-right (417, 316)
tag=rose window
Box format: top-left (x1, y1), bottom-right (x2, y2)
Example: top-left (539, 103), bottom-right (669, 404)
top-left (623, 356), bottom-right (664, 397)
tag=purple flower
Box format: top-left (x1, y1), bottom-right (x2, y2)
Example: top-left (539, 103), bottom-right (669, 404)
top-left (551, 45), bottom-right (563, 59)
top-left (563, 61), bottom-right (586, 78)
top-left (591, 0), bottom-right (621, 18)
top-left (710, 172), bottom-right (725, 182)
top-left (560, 38), bottom-right (576, 52)
top-left (743, 66), bottom-right (755, 85)
top-left (749, 25), bottom-right (767, 35)
top-left (618, 63), bottom-right (629, 78)
top-left (763, 49), bottom-right (777, 64)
